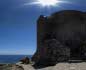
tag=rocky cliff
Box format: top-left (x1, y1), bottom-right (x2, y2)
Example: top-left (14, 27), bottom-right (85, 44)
top-left (32, 10), bottom-right (86, 66)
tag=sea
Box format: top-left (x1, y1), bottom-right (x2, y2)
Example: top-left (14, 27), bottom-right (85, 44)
top-left (0, 55), bottom-right (32, 64)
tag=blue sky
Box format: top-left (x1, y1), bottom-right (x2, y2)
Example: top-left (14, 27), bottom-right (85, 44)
top-left (0, 0), bottom-right (86, 55)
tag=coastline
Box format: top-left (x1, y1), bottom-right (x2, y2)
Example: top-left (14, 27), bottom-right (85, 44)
top-left (0, 55), bottom-right (32, 64)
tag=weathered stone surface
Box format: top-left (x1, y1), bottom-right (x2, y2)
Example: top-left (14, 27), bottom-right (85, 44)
top-left (32, 10), bottom-right (86, 66)
top-left (12, 65), bottom-right (24, 70)
top-left (0, 64), bottom-right (24, 70)
top-left (20, 56), bottom-right (30, 64)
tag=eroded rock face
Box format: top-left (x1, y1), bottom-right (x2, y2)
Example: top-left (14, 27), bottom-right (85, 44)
top-left (32, 10), bottom-right (86, 66)
top-left (20, 56), bottom-right (30, 64)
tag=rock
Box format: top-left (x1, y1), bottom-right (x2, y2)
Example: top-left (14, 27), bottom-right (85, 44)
top-left (32, 10), bottom-right (86, 67)
top-left (20, 56), bottom-right (30, 64)
top-left (12, 65), bottom-right (24, 70)
top-left (0, 64), bottom-right (24, 70)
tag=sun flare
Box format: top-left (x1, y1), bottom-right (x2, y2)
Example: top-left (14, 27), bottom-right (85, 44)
top-left (24, 0), bottom-right (67, 7)
top-left (36, 0), bottom-right (58, 7)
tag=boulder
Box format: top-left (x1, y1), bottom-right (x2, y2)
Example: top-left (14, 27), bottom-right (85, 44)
top-left (20, 56), bottom-right (30, 64)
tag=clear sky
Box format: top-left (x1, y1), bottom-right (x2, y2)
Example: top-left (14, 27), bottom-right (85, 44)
top-left (0, 0), bottom-right (86, 55)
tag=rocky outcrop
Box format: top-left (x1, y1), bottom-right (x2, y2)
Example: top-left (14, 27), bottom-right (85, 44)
top-left (20, 56), bottom-right (30, 64)
top-left (32, 10), bottom-right (86, 66)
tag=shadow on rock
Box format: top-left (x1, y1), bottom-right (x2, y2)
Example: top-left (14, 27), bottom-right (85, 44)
top-left (32, 59), bottom-right (56, 69)
top-left (32, 60), bottom-right (86, 69)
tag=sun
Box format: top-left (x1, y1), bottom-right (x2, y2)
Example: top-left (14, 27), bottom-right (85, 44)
top-left (36, 0), bottom-right (58, 7)
top-left (24, 0), bottom-right (66, 7)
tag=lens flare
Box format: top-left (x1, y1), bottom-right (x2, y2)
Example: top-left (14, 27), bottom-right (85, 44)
top-left (36, 0), bottom-right (58, 7)
top-left (24, 0), bottom-right (69, 7)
